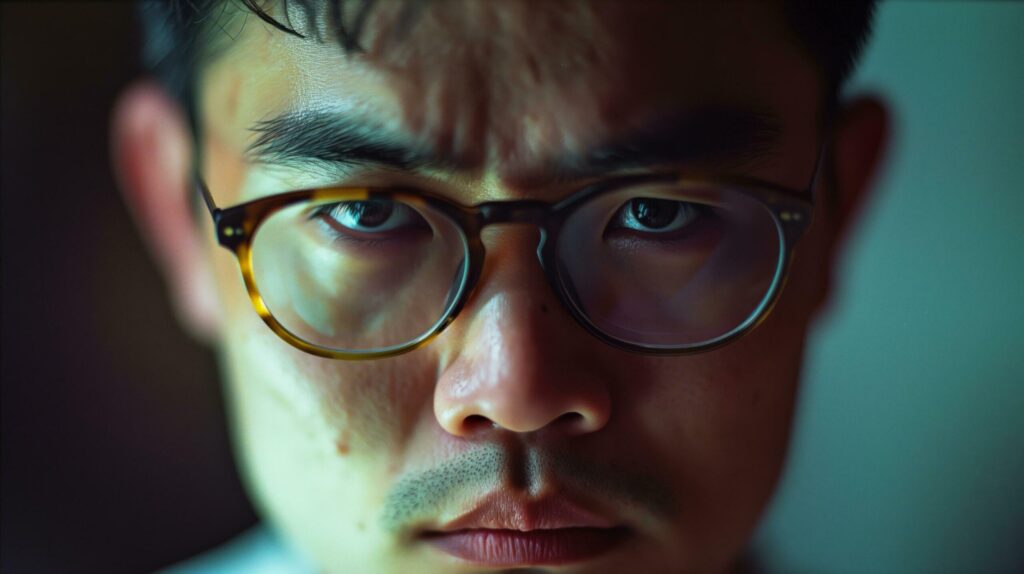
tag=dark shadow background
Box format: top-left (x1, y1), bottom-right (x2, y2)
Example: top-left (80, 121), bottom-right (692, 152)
top-left (1, 4), bottom-right (257, 572)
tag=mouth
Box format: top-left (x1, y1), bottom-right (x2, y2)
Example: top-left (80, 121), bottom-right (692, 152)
top-left (418, 492), bottom-right (631, 566)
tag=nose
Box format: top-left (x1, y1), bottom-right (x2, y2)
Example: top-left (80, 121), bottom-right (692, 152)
top-left (433, 228), bottom-right (612, 438)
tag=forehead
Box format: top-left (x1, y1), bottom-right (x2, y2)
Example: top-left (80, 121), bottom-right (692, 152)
top-left (199, 0), bottom-right (819, 182)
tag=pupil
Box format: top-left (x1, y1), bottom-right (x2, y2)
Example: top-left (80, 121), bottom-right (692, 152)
top-left (350, 200), bottom-right (393, 227)
top-left (632, 198), bottom-right (679, 229)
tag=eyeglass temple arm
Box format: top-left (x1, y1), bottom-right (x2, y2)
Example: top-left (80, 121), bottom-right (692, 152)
top-left (807, 110), bottom-right (836, 200)
top-left (808, 138), bottom-right (828, 197)
top-left (195, 174), bottom-right (221, 222)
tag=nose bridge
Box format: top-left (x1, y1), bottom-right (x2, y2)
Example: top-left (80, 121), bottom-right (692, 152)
top-left (432, 223), bottom-right (612, 438)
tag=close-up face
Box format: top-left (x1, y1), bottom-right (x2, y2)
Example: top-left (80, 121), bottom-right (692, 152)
top-left (114, 1), bottom-right (887, 572)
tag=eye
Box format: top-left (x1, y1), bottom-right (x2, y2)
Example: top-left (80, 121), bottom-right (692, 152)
top-left (310, 199), bottom-right (431, 244)
top-left (610, 197), bottom-right (701, 234)
top-left (319, 200), bottom-right (420, 231)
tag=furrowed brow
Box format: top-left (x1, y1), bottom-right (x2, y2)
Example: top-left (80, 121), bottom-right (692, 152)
top-left (245, 107), bottom-right (782, 183)
top-left (246, 110), bottom-right (451, 172)
top-left (552, 107), bottom-right (783, 181)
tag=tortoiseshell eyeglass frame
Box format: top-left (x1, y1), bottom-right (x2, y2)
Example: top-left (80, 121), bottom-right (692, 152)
top-left (195, 149), bottom-right (822, 360)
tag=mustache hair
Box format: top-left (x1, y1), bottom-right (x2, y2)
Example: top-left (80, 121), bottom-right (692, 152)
top-left (381, 443), bottom-right (675, 532)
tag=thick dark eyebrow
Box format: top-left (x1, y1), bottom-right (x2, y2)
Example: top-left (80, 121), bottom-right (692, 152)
top-left (247, 110), bottom-right (446, 172)
top-left (571, 108), bottom-right (782, 177)
top-left (245, 106), bottom-right (781, 180)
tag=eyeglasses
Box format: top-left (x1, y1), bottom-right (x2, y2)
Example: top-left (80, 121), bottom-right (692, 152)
top-left (196, 161), bottom-right (819, 360)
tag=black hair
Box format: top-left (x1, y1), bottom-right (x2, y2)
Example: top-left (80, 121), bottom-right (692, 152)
top-left (786, 0), bottom-right (877, 102)
top-left (139, 0), bottom-right (876, 126)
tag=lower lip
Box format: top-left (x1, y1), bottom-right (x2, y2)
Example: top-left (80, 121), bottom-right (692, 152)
top-left (423, 527), bottom-right (630, 566)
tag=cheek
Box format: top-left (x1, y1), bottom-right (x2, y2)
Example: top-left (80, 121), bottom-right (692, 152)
top-left (617, 307), bottom-right (806, 560)
top-left (211, 247), bottom-right (438, 461)
top-left (634, 334), bottom-right (803, 484)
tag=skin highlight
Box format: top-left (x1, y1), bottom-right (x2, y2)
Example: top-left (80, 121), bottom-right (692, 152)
top-left (112, 1), bottom-right (889, 572)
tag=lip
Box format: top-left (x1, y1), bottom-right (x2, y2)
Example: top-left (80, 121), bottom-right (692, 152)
top-left (420, 492), bottom-right (630, 566)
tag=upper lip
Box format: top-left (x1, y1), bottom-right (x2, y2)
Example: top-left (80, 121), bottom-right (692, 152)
top-left (425, 491), bottom-right (620, 533)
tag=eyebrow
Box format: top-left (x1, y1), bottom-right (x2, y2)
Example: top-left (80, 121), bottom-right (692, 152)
top-left (245, 106), bottom-right (782, 181)
top-left (246, 110), bottom-right (444, 172)
top-left (570, 108), bottom-right (781, 178)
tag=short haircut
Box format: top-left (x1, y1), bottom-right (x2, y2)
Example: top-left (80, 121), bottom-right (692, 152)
top-left (139, 0), bottom-right (876, 125)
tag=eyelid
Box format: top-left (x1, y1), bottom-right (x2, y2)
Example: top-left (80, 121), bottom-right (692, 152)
top-left (243, 164), bottom-right (438, 202)
top-left (312, 199), bottom-right (434, 238)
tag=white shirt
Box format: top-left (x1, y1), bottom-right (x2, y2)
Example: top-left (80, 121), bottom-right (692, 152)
top-left (161, 526), bottom-right (313, 574)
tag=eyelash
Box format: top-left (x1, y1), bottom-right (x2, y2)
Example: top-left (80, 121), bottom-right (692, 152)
top-left (305, 195), bottom-right (719, 251)
top-left (605, 200), bottom-right (716, 242)
top-left (307, 202), bottom-right (431, 247)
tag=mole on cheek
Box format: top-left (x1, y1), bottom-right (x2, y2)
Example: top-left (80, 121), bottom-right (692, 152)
top-left (318, 369), bottom-right (404, 456)
top-left (336, 428), bottom-right (352, 456)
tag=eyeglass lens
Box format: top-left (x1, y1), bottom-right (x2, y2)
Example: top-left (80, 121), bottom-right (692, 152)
top-left (556, 184), bottom-right (782, 348)
top-left (251, 198), bottom-right (469, 352)
top-left (249, 184), bottom-right (782, 353)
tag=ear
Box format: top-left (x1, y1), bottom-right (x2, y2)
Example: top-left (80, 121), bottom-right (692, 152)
top-left (110, 80), bottom-right (221, 341)
top-left (813, 95), bottom-right (891, 314)
top-left (829, 96), bottom-right (891, 254)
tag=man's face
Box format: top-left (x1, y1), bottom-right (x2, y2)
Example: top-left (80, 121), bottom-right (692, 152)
top-left (196, 2), bottom-right (826, 572)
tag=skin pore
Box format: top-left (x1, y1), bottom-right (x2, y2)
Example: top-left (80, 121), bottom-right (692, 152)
top-left (113, 1), bottom-right (887, 572)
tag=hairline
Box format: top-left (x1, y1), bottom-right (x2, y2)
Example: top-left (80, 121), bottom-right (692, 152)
top-left (177, 1), bottom-right (864, 124)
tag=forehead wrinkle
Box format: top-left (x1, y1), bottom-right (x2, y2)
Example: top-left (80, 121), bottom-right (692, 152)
top-left (356, 0), bottom-right (621, 174)
top-left (350, 2), bottom-right (794, 186)
top-left (211, 0), bottom-right (812, 204)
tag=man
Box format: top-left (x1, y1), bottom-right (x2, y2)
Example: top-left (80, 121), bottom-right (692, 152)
top-left (112, 0), bottom-right (888, 571)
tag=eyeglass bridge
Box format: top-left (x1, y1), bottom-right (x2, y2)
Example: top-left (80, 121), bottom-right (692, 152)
top-left (477, 200), bottom-right (551, 226)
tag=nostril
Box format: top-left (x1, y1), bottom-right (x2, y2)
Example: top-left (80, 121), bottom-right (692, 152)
top-left (450, 409), bottom-right (605, 437)
top-left (556, 412), bottom-right (592, 433)
top-left (557, 412), bottom-right (585, 425)
top-left (462, 415), bottom-right (495, 434)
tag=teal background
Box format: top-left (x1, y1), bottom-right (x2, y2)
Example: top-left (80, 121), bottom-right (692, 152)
top-left (754, 3), bottom-right (1024, 571)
